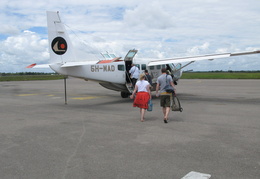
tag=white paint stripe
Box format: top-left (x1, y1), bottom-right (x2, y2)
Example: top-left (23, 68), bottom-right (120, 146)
top-left (181, 171), bottom-right (211, 179)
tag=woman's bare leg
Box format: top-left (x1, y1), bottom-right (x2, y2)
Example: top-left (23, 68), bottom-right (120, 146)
top-left (140, 108), bottom-right (145, 122)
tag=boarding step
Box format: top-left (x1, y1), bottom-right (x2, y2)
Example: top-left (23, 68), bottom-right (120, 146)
top-left (126, 83), bottom-right (134, 93)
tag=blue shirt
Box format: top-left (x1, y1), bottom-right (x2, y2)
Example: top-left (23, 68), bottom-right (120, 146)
top-left (129, 66), bottom-right (140, 79)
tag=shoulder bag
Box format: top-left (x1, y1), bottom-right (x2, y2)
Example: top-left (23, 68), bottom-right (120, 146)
top-left (164, 75), bottom-right (175, 93)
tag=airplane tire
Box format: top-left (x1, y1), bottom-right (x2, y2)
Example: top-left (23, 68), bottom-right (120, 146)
top-left (121, 92), bottom-right (130, 98)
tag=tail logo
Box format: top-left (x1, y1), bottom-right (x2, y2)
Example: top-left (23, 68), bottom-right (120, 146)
top-left (51, 37), bottom-right (67, 55)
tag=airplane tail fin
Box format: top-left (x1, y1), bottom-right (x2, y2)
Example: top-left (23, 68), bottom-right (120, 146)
top-left (47, 11), bottom-right (75, 63)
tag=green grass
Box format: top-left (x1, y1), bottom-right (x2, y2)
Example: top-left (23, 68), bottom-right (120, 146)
top-left (0, 75), bottom-right (65, 81)
top-left (1, 72), bottom-right (260, 81)
top-left (181, 72), bottom-right (260, 79)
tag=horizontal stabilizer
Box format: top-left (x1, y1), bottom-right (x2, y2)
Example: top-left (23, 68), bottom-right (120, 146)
top-left (26, 63), bottom-right (36, 68)
top-left (26, 60), bottom-right (100, 69)
top-left (26, 63), bottom-right (50, 68)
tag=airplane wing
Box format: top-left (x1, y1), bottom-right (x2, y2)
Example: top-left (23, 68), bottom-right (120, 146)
top-left (148, 50), bottom-right (260, 66)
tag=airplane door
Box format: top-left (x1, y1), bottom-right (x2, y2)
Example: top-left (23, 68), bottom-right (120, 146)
top-left (167, 63), bottom-right (182, 83)
top-left (124, 49), bottom-right (138, 62)
top-left (124, 49), bottom-right (138, 83)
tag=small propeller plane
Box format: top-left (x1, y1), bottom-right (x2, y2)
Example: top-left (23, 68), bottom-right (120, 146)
top-left (27, 11), bottom-right (260, 98)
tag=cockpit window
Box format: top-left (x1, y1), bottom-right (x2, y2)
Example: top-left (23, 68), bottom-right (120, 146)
top-left (110, 54), bottom-right (116, 58)
top-left (103, 54), bottom-right (110, 58)
top-left (101, 52), bottom-right (117, 59)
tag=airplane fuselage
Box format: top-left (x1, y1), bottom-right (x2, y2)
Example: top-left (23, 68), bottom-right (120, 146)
top-left (49, 57), bottom-right (181, 97)
top-left (50, 61), bottom-right (126, 84)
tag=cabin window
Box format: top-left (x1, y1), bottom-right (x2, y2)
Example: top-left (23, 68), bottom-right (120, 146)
top-left (103, 54), bottom-right (110, 58)
top-left (156, 65), bottom-right (161, 70)
top-left (162, 65), bottom-right (166, 69)
top-left (118, 65), bottom-right (125, 71)
top-left (141, 64), bottom-right (147, 70)
top-left (149, 66), bottom-right (155, 70)
top-left (136, 64), bottom-right (140, 69)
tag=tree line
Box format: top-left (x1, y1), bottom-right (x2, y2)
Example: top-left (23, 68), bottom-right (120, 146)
top-left (0, 72), bottom-right (58, 76)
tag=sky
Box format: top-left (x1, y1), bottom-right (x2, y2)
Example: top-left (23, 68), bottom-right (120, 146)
top-left (0, 0), bottom-right (260, 72)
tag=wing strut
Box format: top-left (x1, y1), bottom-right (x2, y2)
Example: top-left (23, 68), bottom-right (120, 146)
top-left (176, 61), bottom-right (195, 72)
top-left (64, 76), bottom-right (68, 105)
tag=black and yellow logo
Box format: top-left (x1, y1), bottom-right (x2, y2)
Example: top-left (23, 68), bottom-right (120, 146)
top-left (51, 37), bottom-right (67, 55)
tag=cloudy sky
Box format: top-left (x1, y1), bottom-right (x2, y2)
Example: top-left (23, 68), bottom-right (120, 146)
top-left (0, 0), bottom-right (260, 72)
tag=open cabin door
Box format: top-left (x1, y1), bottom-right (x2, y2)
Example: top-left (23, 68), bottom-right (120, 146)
top-left (122, 49), bottom-right (138, 97)
top-left (124, 49), bottom-right (138, 80)
top-left (124, 49), bottom-right (138, 61)
top-left (167, 63), bottom-right (182, 84)
top-left (124, 49), bottom-right (138, 68)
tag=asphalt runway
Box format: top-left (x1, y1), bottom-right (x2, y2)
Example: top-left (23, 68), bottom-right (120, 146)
top-left (0, 78), bottom-right (259, 179)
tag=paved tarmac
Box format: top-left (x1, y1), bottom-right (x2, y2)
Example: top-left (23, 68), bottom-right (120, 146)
top-left (0, 78), bottom-right (259, 179)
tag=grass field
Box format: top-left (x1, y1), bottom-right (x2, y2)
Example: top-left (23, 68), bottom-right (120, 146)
top-left (181, 72), bottom-right (260, 79)
top-left (0, 75), bottom-right (65, 81)
top-left (0, 72), bottom-right (260, 81)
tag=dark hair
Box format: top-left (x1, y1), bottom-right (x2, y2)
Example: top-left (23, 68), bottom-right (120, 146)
top-left (161, 68), bottom-right (167, 73)
top-left (144, 70), bottom-right (148, 73)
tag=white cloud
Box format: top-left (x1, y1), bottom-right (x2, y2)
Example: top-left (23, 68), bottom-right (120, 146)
top-left (0, 25), bottom-right (19, 35)
top-left (123, 2), bottom-right (175, 30)
top-left (0, 30), bottom-right (49, 72)
top-left (187, 42), bottom-right (210, 55)
top-left (0, 0), bottom-right (260, 72)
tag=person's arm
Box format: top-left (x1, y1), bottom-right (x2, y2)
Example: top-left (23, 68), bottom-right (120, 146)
top-left (146, 84), bottom-right (151, 97)
top-left (129, 67), bottom-right (132, 74)
top-left (156, 83), bottom-right (160, 97)
top-left (130, 85), bottom-right (138, 99)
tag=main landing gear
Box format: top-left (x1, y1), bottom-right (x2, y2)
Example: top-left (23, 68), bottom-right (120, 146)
top-left (121, 91), bottom-right (131, 98)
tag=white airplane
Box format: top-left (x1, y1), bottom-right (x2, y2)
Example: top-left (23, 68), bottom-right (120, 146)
top-left (27, 11), bottom-right (260, 98)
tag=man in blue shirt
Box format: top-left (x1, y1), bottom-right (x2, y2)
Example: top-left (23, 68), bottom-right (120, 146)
top-left (129, 64), bottom-right (140, 87)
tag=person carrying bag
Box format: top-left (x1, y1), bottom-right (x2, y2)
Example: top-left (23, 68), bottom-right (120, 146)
top-left (164, 74), bottom-right (175, 93)
top-left (156, 68), bottom-right (176, 123)
top-left (130, 73), bottom-right (151, 122)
